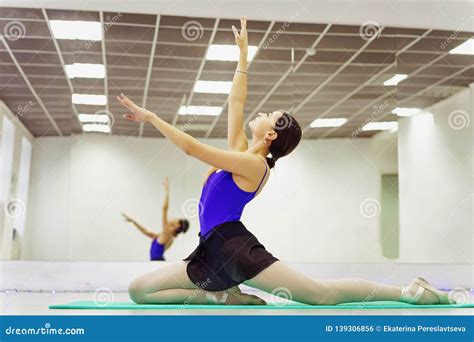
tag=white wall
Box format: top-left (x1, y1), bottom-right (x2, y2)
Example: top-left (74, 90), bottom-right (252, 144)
top-left (0, 101), bottom-right (34, 260)
top-left (23, 138), bottom-right (71, 260)
top-left (398, 86), bottom-right (473, 263)
top-left (25, 134), bottom-right (394, 262)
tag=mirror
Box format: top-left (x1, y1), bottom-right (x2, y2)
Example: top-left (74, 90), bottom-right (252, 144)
top-left (0, 8), bottom-right (472, 264)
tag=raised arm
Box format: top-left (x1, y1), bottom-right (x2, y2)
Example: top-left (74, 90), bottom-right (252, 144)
top-left (117, 94), bottom-right (266, 180)
top-left (161, 177), bottom-right (169, 230)
top-left (122, 213), bottom-right (157, 239)
top-left (228, 16), bottom-right (249, 152)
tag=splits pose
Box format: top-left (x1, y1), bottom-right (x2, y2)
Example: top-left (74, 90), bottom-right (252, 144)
top-left (122, 177), bottom-right (189, 261)
top-left (119, 17), bottom-right (451, 305)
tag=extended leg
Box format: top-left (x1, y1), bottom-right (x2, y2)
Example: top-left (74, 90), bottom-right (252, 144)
top-left (244, 261), bottom-right (404, 305)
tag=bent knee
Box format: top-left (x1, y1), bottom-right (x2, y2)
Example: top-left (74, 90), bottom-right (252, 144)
top-left (128, 280), bottom-right (147, 304)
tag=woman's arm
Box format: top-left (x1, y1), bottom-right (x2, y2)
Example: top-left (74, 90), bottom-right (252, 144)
top-left (117, 94), bottom-right (266, 178)
top-left (228, 16), bottom-right (249, 152)
top-left (122, 213), bottom-right (157, 239)
top-left (161, 177), bottom-right (169, 230)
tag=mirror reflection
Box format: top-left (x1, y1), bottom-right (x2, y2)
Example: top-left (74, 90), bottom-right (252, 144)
top-left (0, 8), bottom-right (472, 268)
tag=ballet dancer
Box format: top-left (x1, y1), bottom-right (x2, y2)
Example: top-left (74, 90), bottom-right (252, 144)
top-left (119, 17), bottom-right (451, 305)
top-left (122, 177), bottom-right (189, 261)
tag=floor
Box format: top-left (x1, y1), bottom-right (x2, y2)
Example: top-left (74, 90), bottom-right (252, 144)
top-left (1, 291), bottom-right (473, 316)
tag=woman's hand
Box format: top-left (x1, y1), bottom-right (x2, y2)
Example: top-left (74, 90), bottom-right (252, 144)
top-left (232, 16), bottom-right (248, 50)
top-left (162, 177), bottom-right (169, 192)
top-left (122, 213), bottom-right (133, 223)
top-left (117, 93), bottom-right (153, 123)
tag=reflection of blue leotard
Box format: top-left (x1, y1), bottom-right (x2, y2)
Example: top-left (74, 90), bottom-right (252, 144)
top-left (150, 239), bottom-right (165, 261)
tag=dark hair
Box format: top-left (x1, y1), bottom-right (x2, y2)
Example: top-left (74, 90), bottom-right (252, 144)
top-left (266, 111), bottom-right (302, 168)
top-left (177, 219), bottom-right (190, 234)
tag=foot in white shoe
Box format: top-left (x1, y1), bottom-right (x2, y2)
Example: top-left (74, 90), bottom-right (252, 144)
top-left (206, 286), bottom-right (266, 305)
top-left (400, 277), bottom-right (450, 305)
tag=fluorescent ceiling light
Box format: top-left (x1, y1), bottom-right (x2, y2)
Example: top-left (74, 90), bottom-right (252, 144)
top-left (310, 118), bottom-right (348, 128)
top-left (194, 80), bottom-right (232, 94)
top-left (178, 106), bottom-right (222, 116)
top-left (65, 63), bottom-right (105, 79)
top-left (449, 39), bottom-right (474, 55)
top-left (78, 113), bottom-right (110, 124)
top-left (49, 20), bottom-right (102, 41)
top-left (362, 121), bottom-right (398, 131)
top-left (391, 107), bottom-right (421, 117)
top-left (206, 45), bottom-right (258, 61)
top-left (83, 124), bottom-right (111, 133)
top-left (383, 74), bottom-right (408, 86)
top-left (72, 94), bottom-right (107, 105)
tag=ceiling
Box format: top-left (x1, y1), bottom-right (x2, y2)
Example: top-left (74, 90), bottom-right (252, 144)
top-left (0, 7), bottom-right (473, 139)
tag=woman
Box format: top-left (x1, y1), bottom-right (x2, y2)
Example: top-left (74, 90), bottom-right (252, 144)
top-left (122, 177), bottom-right (189, 261)
top-left (119, 17), bottom-right (450, 305)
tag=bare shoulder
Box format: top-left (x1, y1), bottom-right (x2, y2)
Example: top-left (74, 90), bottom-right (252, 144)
top-left (232, 153), bottom-right (269, 192)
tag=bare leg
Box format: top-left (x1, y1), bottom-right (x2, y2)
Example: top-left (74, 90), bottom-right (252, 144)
top-left (243, 261), bottom-right (443, 305)
top-left (128, 261), bottom-right (264, 305)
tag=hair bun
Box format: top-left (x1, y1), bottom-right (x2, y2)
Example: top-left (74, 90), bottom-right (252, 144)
top-left (266, 156), bottom-right (276, 169)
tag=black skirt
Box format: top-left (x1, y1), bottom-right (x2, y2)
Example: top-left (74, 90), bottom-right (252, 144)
top-left (183, 220), bottom-right (278, 291)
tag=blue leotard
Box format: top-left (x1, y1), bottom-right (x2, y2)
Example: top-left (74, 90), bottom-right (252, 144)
top-left (150, 239), bottom-right (165, 261)
top-left (198, 161), bottom-right (268, 236)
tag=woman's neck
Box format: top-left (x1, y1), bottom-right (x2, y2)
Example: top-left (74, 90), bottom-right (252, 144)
top-left (247, 136), bottom-right (269, 160)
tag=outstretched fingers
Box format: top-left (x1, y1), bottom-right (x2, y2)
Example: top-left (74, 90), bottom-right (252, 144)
top-left (240, 16), bottom-right (246, 30)
top-left (117, 93), bottom-right (135, 110)
top-left (232, 25), bottom-right (240, 39)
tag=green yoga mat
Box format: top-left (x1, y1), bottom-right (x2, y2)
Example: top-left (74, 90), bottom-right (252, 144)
top-left (49, 301), bottom-right (474, 310)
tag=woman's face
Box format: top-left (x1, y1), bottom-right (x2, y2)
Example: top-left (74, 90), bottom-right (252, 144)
top-left (168, 219), bottom-right (181, 235)
top-left (249, 111), bottom-right (284, 139)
